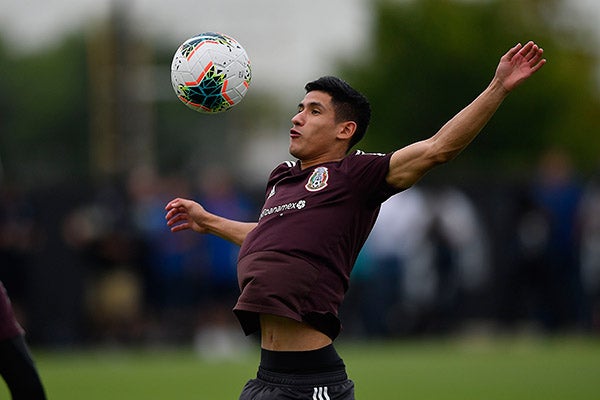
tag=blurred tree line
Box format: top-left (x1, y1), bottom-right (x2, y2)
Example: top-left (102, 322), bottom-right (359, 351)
top-left (0, 0), bottom-right (599, 190)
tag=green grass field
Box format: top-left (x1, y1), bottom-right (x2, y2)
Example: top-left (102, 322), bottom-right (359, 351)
top-left (3, 336), bottom-right (599, 399)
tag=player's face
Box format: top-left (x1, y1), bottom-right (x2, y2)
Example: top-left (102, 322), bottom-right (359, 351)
top-left (290, 91), bottom-right (345, 167)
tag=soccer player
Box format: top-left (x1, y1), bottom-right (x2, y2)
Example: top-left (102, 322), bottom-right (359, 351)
top-left (0, 281), bottom-right (46, 400)
top-left (165, 41), bottom-right (545, 399)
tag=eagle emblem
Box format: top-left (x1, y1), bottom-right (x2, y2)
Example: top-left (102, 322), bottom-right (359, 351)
top-left (305, 167), bottom-right (329, 192)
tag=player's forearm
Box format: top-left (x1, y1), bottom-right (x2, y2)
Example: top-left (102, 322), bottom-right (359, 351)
top-left (429, 78), bottom-right (508, 163)
top-left (204, 214), bottom-right (257, 246)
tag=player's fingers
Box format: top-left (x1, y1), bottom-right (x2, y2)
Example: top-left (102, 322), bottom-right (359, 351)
top-left (166, 210), bottom-right (185, 225)
top-left (530, 57), bottom-right (547, 73)
top-left (525, 46), bottom-right (545, 69)
top-left (170, 222), bottom-right (190, 233)
top-left (166, 202), bottom-right (192, 221)
top-left (525, 44), bottom-right (539, 61)
top-left (519, 41), bottom-right (535, 58)
top-left (166, 197), bottom-right (190, 210)
top-left (529, 47), bottom-right (544, 64)
top-left (165, 198), bottom-right (179, 210)
top-left (165, 207), bottom-right (181, 220)
top-left (167, 211), bottom-right (188, 226)
top-left (505, 42), bottom-right (522, 60)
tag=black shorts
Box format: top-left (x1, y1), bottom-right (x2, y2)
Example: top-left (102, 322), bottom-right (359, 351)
top-left (239, 367), bottom-right (355, 400)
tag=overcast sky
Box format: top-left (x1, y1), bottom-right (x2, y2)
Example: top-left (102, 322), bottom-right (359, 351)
top-left (1, 0), bottom-right (598, 96)
top-left (0, 0), bottom-right (372, 98)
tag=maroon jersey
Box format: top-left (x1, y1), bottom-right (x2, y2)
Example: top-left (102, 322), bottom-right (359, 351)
top-left (234, 151), bottom-right (399, 339)
top-left (0, 281), bottom-right (25, 340)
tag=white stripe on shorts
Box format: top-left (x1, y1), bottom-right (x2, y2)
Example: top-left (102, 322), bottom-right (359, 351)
top-left (313, 386), bottom-right (330, 400)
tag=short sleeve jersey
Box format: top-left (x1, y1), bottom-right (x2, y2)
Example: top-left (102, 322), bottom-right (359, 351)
top-left (234, 150), bottom-right (399, 339)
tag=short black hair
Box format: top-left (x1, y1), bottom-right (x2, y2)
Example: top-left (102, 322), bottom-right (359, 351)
top-left (304, 76), bottom-right (371, 151)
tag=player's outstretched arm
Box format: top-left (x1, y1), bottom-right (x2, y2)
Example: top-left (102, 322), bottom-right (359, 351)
top-left (165, 197), bottom-right (257, 246)
top-left (386, 41), bottom-right (546, 190)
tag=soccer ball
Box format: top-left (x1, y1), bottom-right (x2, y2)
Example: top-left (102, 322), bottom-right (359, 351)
top-left (171, 32), bottom-right (251, 113)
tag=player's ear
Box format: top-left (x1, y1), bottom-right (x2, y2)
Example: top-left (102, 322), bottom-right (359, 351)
top-left (337, 121), bottom-right (357, 140)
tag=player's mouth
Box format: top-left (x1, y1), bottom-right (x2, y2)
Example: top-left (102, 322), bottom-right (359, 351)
top-left (290, 128), bottom-right (301, 138)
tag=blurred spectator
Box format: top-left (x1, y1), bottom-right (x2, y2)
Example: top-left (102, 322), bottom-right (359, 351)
top-left (532, 149), bottom-right (585, 330)
top-left (127, 167), bottom-right (205, 341)
top-left (0, 184), bottom-right (37, 324)
top-left (351, 186), bottom-right (431, 337)
top-left (578, 164), bottom-right (600, 331)
top-left (425, 186), bottom-right (491, 332)
top-left (501, 148), bottom-right (585, 332)
top-left (497, 182), bottom-right (550, 330)
top-left (195, 166), bottom-right (254, 310)
top-left (346, 185), bottom-right (490, 337)
top-left (192, 166), bottom-right (254, 358)
top-left (62, 180), bottom-right (143, 343)
top-left (127, 164), bottom-right (254, 349)
top-left (0, 281), bottom-right (46, 399)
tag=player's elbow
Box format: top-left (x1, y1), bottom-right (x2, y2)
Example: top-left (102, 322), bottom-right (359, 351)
top-left (434, 149), bottom-right (461, 165)
top-left (428, 138), bottom-right (464, 165)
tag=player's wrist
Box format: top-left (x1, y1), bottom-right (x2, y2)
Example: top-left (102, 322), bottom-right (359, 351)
top-left (488, 77), bottom-right (511, 98)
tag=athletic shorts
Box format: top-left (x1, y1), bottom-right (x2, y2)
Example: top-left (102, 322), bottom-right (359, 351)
top-left (239, 367), bottom-right (355, 400)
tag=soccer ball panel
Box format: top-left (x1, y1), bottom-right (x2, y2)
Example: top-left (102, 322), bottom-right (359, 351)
top-left (171, 32), bottom-right (252, 113)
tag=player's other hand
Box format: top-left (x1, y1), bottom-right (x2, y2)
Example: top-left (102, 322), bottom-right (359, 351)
top-left (495, 41), bottom-right (546, 92)
top-left (165, 197), bottom-right (210, 234)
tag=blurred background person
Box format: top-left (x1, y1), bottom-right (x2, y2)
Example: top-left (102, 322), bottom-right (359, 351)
top-left (578, 162), bottom-right (600, 331)
top-left (0, 281), bottom-right (46, 400)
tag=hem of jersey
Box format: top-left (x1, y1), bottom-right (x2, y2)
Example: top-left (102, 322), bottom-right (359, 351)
top-left (234, 303), bottom-right (303, 322)
top-left (233, 303), bottom-right (304, 336)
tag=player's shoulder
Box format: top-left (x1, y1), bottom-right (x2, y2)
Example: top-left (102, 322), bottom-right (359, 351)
top-left (342, 150), bottom-right (391, 167)
top-left (351, 149), bottom-right (388, 158)
top-left (274, 160), bottom-right (297, 171)
top-left (280, 160), bottom-right (297, 168)
top-left (336, 150), bottom-right (394, 180)
top-left (269, 160), bottom-right (297, 178)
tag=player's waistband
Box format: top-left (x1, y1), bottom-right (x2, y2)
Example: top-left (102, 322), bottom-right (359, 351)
top-left (257, 367), bottom-right (348, 386)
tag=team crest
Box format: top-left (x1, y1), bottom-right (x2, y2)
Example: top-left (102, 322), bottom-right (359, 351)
top-left (305, 167), bottom-right (329, 192)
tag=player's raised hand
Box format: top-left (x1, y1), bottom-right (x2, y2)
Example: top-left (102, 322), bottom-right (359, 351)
top-left (494, 41), bottom-right (546, 92)
top-left (165, 197), bottom-right (210, 234)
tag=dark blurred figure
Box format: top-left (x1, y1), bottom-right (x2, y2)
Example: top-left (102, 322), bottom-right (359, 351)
top-left (578, 164), bottom-right (600, 331)
top-left (501, 148), bottom-right (585, 332)
top-left (196, 167), bottom-right (254, 315)
top-left (354, 187), bottom-right (431, 337)
top-left (192, 166), bottom-right (254, 358)
top-left (533, 149), bottom-right (585, 330)
top-left (0, 184), bottom-right (37, 326)
top-left (0, 281), bottom-right (46, 400)
top-left (127, 167), bottom-right (202, 341)
top-left (0, 184), bottom-right (46, 397)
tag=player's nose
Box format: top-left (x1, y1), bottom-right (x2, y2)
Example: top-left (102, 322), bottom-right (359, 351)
top-left (291, 111), bottom-right (304, 126)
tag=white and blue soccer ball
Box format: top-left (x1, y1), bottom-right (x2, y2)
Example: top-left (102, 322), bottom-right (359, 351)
top-left (171, 32), bottom-right (251, 113)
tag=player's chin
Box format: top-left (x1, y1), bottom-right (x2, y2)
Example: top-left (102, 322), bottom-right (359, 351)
top-left (289, 143), bottom-right (302, 159)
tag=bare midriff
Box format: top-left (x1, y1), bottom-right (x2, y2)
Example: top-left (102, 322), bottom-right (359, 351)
top-left (259, 314), bottom-right (332, 351)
